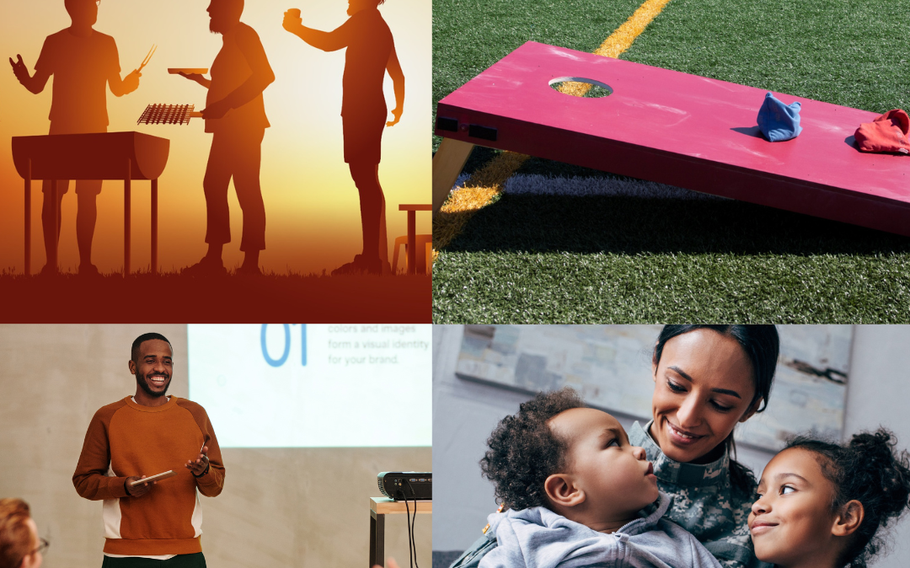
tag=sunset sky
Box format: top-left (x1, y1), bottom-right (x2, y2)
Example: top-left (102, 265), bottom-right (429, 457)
top-left (0, 0), bottom-right (431, 275)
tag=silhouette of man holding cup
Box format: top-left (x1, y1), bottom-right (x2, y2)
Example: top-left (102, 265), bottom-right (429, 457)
top-left (283, 0), bottom-right (405, 275)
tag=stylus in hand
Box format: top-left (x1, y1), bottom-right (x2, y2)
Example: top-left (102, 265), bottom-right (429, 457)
top-left (186, 444), bottom-right (210, 476)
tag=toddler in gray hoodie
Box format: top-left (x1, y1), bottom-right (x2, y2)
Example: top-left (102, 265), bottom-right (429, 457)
top-left (478, 387), bottom-right (722, 568)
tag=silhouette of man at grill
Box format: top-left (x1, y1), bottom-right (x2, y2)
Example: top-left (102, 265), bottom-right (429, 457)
top-left (9, 0), bottom-right (141, 276)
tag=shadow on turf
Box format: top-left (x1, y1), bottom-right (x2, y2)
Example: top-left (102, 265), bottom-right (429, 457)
top-left (0, 272), bottom-right (431, 323)
top-left (437, 192), bottom-right (910, 255)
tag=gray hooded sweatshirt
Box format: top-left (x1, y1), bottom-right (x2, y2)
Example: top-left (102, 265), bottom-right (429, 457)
top-left (478, 491), bottom-right (722, 568)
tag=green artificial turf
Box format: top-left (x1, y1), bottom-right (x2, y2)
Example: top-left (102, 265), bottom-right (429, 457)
top-left (432, 0), bottom-right (910, 323)
top-left (623, 0), bottom-right (910, 112)
top-left (433, 193), bottom-right (910, 322)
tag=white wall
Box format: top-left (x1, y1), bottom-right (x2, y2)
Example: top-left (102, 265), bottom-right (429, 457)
top-left (0, 325), bottom-right (431, 568)
top-left (844, 326), bottom-right (910, 568)
top-left (433, 325), bottom-right (910, 568)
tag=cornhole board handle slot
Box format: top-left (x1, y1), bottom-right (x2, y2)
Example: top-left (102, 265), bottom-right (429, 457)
top-left (468, 124), bottom-right (497, 141)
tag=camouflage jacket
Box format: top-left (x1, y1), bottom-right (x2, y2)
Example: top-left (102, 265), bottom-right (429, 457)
top-left (629, 421), bottom-right (769, 568)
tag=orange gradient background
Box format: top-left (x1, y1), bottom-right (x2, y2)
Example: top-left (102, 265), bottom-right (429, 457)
top-left (0, 0), bottom-right (431, 275)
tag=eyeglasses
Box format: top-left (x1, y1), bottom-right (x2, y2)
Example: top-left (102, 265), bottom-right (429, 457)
top-left (32, 538), bottom-right (50, 556)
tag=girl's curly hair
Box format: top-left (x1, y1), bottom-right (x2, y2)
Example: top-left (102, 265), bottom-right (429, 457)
top-left (786, 428), bottom-right (910, 568)
top-left (480, 388), bottom-right (585, 511)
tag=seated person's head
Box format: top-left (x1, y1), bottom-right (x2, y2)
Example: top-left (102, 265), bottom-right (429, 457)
top-left (0, 499), bottom-right (43, 568)
top-left (481, 388), bottom-right (659, 532)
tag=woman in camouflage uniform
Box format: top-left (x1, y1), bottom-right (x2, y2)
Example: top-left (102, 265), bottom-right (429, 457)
top-left (452, 325), bottom-right (779, 568)
top-left (629, 325), bottom-right (778, 568)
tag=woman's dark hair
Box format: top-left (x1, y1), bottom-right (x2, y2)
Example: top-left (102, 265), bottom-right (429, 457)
top-left (786, 429), bottom-right (910, 568)
top-left (480, 388), bottom-right (585, 511)
top-left (653, 325), bottom-right (780, 494)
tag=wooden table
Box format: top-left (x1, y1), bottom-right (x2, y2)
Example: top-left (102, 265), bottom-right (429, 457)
top-left (370, 497), bottom-right (432, 567)
top-left (11, 131), bottom-right (169, 274)
top-left (434, 41), bottom-right (910, 237)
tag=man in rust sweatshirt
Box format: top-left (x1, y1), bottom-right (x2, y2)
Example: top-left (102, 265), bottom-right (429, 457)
top-left (73, 332), bottom-right (225, 568)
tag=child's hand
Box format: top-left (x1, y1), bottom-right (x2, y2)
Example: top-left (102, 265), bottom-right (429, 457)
top-left (371, 558), bottom-right (400, 568)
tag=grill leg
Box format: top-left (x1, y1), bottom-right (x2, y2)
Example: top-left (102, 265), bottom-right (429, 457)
top-left (24, 160), bottom-right (31, 276)
top-left (49, 179), bottom-right (59, 272)
top-left (124, 160), bottom-right (131, 275)
top-left (151, 178), bottom-right (158, 275)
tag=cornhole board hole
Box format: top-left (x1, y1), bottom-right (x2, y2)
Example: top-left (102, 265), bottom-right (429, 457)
top-left (433, 41), bottom-right (910, 237)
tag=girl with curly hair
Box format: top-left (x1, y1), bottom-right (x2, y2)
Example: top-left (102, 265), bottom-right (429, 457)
top-left (749, 428), bottom-right (910, 568)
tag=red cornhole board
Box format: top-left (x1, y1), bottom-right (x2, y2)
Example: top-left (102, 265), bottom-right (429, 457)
top-left (433, 41), bottom-right (910, 237)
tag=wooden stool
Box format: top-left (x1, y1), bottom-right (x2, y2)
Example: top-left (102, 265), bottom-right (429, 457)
top-left (392, 234), bottom-right (432, 274)
top-left (398, 204), bottom-right (432, 275)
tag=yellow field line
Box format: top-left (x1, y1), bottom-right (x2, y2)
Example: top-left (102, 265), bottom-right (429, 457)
top-left (433, 0), bottom-right (675, 253)
top-left (595, 0), bottom-right (674, 57)
top-left (561, 0), bottom-right (674, 96)
top-left (433, 151), bottom-right (530, 259)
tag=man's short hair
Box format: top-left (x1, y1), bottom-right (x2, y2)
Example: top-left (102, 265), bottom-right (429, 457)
top-left (480, 388), bottom-right (586, 511)
top-left (131, 333), bottom-right (173, 362)
top-left (64, 0), bottom-right (96, 17)
top-left (221, 0), bottom-right (244, 18)
top-left (0, 498), bottom-right (32, 568)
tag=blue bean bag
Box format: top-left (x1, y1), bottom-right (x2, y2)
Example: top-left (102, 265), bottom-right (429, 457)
top-left (757, 92), bottom-right (802, 142)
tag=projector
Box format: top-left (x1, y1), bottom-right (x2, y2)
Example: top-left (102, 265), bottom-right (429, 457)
top-left (378, 472), bottom-right (432, 500)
